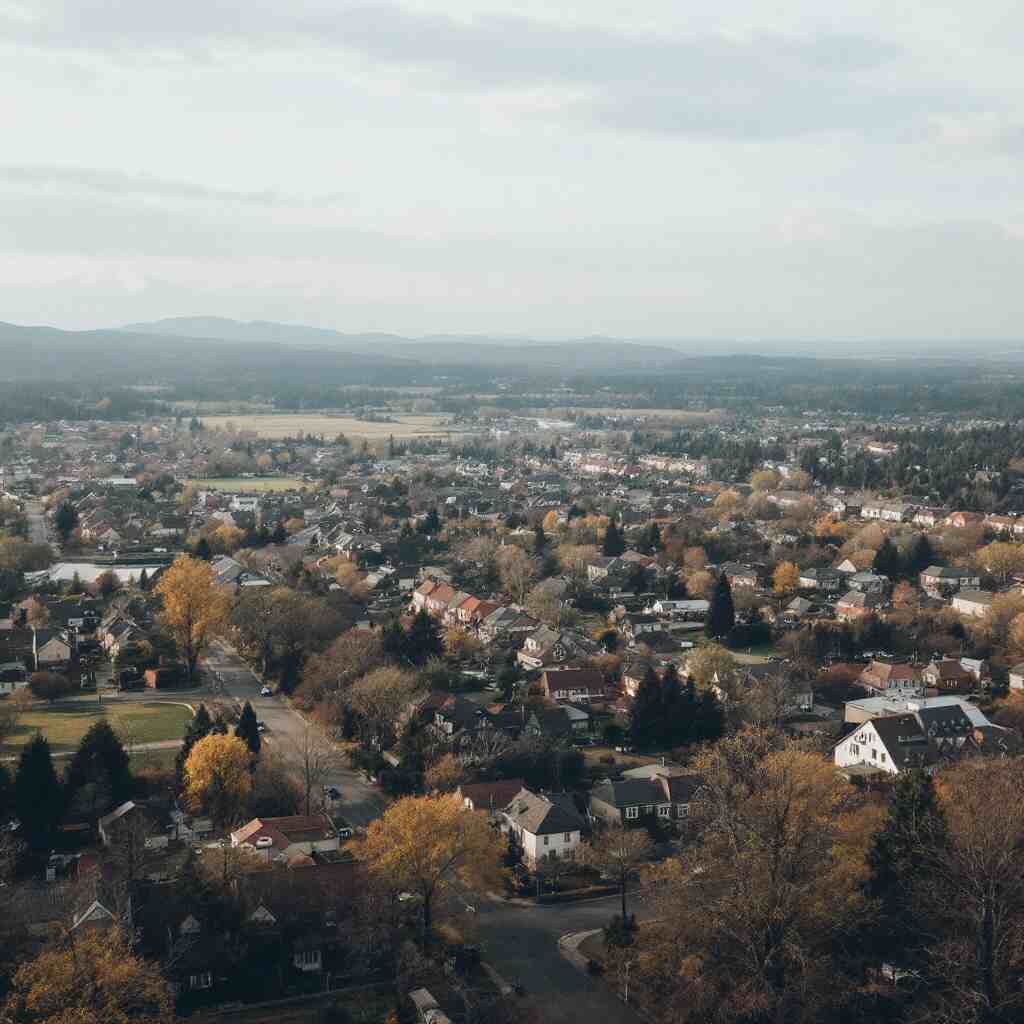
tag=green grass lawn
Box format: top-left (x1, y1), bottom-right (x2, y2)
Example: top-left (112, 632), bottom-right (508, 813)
top-left (1, 701), bottom-right (192, 755)
top-left (183, 476), bottom-right (307, 492)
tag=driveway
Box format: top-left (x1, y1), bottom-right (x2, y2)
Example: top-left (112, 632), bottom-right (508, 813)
top-left (201, 639), bottom-right (386, 827)
top-left (471, 892), bottom-right (654, 1024)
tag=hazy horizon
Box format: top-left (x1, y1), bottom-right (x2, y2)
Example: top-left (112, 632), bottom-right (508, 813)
top-left (3, 1), bottom-right (1024, 342)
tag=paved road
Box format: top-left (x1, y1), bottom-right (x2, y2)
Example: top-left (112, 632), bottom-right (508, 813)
top-left (202, 639), bottom-right (386, 827)
top-left (471, 892), bottom-right (653, 1024)
top-left (25, 499), bottom-right (50, 546)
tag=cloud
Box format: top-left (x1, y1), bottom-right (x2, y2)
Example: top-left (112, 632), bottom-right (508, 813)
top-left (0, 1), bottom-right (973, 142)
top-left (0, 165), bottom-right (342, 207)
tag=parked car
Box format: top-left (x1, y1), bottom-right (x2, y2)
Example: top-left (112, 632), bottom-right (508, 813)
top-left (260, 685), bottom-right (273, 697)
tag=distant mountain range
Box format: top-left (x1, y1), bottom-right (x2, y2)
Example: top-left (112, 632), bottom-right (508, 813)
top-left (118, 316), bottom-right (693, 370)
top-left (1, 316), bottom-right (1021, 388)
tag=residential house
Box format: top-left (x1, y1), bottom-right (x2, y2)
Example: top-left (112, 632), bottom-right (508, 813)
top-left (33, 628), bottom-right (72, 669)
top-left (952, 590), bottom-right (995, 618)
top-left (1007, 662), bottom-right (1024, 692)
top-left (836, 590), bottom-right (884, 621)
top-left (861, 500), bottom-right (916, 522)
top-left (920, 565), bottom-right (981, 598)
top-left (797, 567), bottom-right (843, 593)
top-left (539, 667), bottom-right (608, 703)
top-left (647, 598), bottom-right (708, 620)
top-left (834, 705), bottom-right (979, 775)
top-left (858, 660), bottom-right (921, 697)
top-left (501, 788), bottom-right (586, 866)
top-left (847, 571), bottom-right (889, 595)
top-left (591, 766), bottom-right (703, 827)
top-left (458, 778), bottom-right (526, 815)
top-left (0, 660), bottom-right (27, 694)
top-left (921, 658), bottom-right (974, 693)
top-left (230, 815), bottom-right (339, 862)
top-left (720, 562), bottom-right (760, 589)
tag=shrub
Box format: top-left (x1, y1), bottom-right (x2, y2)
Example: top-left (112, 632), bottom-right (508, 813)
top-left (603, 913), bottom-right (637, 948)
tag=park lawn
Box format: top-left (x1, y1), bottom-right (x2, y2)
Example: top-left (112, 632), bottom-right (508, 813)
top-left (1, 701), bottom-right (192, 755)
top-left (184, 476), bottom-right (308, 492)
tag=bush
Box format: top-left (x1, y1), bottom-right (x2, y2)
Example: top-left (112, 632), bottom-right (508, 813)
top-left (603, 913), bottom-right (637, 948)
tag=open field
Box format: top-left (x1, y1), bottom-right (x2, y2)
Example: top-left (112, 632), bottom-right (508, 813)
top-left (571, 406), bottom-right (723, 421)
top-left (184, 476), bottom-right (307, 492)
top-left (1, 701), bottom-right (192, 755)
top-left (198, 413), bottom-right (453, 439)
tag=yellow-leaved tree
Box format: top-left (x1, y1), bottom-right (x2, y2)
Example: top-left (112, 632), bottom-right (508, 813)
top-left (772, 561), bottom-right (801, 595)
top-left (4, 924), bottom-right (176, 1024)
top-left (359, 793), bottom-right (502, 944)
top-left (155, 554), bottom-right (230, 679)
top-left (183, 733), bottom-right (252, 828)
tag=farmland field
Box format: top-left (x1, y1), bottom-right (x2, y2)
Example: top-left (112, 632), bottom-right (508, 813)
top-left (569, 407), bottom-right (723, 421)
top-left (183, 476), bottom-right (308, 492)
top-left (198, 413), bottom-right (453, 439)
top-left (0, 701), bottom-right (193, 755)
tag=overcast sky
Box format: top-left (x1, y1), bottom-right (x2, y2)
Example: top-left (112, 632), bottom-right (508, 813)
top-left (2, 0), bottom-right (1023, 341)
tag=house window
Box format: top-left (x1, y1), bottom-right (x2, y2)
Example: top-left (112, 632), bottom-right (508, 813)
top-left (644, 805), bottom-right (654, 815)
top-left (881, 753), bottom-right (886, 763)
top-left (625, 806), bottom-right (640, 820)
top-left (657, 805), bottom-right (671, 818)
top-left (564, 832), bottom-right (572, 843)
top-left (543, 835), bottom-right (549, 846)
top-left (296, 950), bottom-right (322, 969)
top-left (850, 743), bottom-right (859, 756)
top-left (871, 748), bottom-right (877, 759)
top-left (676, 804), bottom-right (689, 818)
top-left (189, 972), bottom-right (213, 990)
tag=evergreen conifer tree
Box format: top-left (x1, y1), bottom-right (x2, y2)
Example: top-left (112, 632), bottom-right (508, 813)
top-left (865, 767), bottom-right (948, 968)
top-left (234, 701), bottom-right (262, 756)
top-left (175, 704), bottom-right (213, 792)
top-left (603, 520), bottom-right (626, 556)
top-left (15, 734), bottom-right (63, 851)
top-left (706, 573), bottom-right (736, 639)
top-left (873, 537), bottom-right (901, 578)
top-left (629, 666), bottom-right (664, 749)
top-left (65, 719), bottom-right (132, 808)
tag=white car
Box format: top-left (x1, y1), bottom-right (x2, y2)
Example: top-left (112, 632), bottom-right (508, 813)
top-left (260, 686), bottom-right (272, 697)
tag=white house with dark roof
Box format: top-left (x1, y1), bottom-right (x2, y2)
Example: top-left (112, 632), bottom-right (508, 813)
top-left (500, 788), bottom-right (585, 866)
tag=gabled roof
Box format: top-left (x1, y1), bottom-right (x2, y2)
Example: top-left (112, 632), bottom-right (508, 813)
top-left (458, 778), bottom-right (526, 810)
top-left (503, 788), bottom-right (585, 835)
top-left (590, 779), bottom-right (667, 808)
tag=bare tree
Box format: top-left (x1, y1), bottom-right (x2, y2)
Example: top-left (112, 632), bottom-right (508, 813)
top-left (288, 720), bottom-right (342, 815)
top-left (346, 666), bottom-right (421, 751)
top-left (583, 823), bottom-right (654, 919)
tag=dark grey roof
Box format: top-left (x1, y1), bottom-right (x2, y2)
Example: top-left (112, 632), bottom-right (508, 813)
top-left (590, 779), bottom-right (666, 808)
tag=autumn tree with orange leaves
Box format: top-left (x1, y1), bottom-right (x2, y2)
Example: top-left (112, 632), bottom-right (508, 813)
top-left (358, 793), bottom-right (502, 945)
top-left (4, 924), bottom-right (176, 1024)
top-left (155, 554), bottom-right (230, 679)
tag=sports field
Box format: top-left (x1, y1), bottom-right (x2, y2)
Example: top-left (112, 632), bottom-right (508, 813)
top-left (1, 701), bottom-right (192, 755)
top-left (198, 413), bottom-right (452, 439)
top-left (183, 476), bottom-right (307, 492)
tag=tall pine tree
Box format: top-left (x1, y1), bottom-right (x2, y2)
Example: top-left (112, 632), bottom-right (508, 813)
top-left (873, 537), bottom-right (901, 578)
top-left (905, 533), bottom-right (935, 577)
top-left (603, 520), bottom-right (626, 556)
top-left (705, 573), bottom-right (735, 639)
top-left (65, 719), bottom-right (132, 809)
top-left (15, 734), bottom-right (63, 851)
top-left (235, 701), bottom-right (262, 756)
top-left (407, 609), bottom-right (443, 665)
top-left (175, 704), bottom-right (213, 793)
top-left (865, 767), bottom-right (947, 970)
top-left (630, 666), bottom-right (664, 750)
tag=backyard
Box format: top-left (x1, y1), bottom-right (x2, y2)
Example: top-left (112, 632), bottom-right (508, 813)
top-left (1, 700), bottom-right (193, 756)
